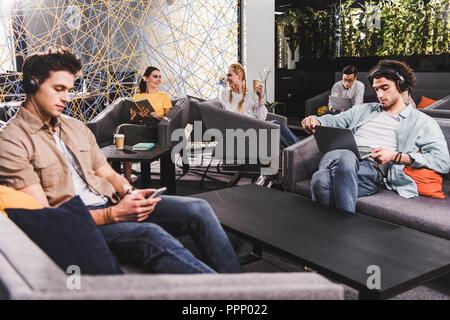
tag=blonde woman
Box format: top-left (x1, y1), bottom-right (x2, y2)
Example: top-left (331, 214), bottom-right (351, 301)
top-left (219, 63), bottom-right (267, 120)
top-left (219, 63), bottom-right (299, 151)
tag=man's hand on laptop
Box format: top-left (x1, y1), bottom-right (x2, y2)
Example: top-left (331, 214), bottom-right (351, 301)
top-left (301, 116), bottom-right (321, 134)
top-left (110, 189), bottom-right (161, 223)
top-left (370, 147), bottom-right (397, 165)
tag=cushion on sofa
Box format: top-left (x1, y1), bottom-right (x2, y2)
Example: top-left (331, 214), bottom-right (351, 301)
top-left (417, 96), bottom-right (437, 109)
top-left (5, 196), bottom-right (123, 275)
top-left (0, 185), bottom-right (43, 216)
top-left (403, 166), bottom-right (445, 199)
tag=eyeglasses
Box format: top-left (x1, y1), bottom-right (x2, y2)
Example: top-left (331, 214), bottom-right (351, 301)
top-left (343, 78), bottom-right (355, 84)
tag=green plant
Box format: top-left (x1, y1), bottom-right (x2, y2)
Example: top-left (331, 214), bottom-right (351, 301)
top-left (280, 0), bottom-right (450, 58)
top-left (339, 0), bottom-right (450, 57)
top-left (265, 101), bottom-right (286, 111)
top-left (282, 9), bottom-right (302, 58)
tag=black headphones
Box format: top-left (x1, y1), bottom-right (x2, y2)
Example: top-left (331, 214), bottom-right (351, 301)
top-left (23, 55), bottom-right (40, 94)
top-left (368, 67), bottom-right (408, 92)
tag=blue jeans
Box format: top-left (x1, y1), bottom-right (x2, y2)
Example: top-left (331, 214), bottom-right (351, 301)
top-left (310, 150), bottom-right (384, 213)
top-left (271, 120), bottom-right (300, 151)
top-left (87, 196), bottom-right (242, 274)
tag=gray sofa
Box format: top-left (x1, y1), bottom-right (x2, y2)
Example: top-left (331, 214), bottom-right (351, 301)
top-left (283, 118), bottom-right (450, 240)
top-left (305, 72), bottom-right (450, 116)
top-left (0, 96), bottom-right (344, 300)
top-left (420, 94), bottom-right (450, 119)
top-left (0, 208), bottom-right (344, 300)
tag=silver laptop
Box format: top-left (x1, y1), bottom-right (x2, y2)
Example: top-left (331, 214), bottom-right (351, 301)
top-left (329, 96), bottom-right (353, 111)
top-left (314, 126), bottom-right (372, 160)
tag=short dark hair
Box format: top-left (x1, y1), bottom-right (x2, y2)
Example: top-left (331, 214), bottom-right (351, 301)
top-left (342, 65), bottom-right (357, 76)
top-left (138, 66), bottom-right (160, 93)
top-left (22, 48), bottom-right (82, 93)
top-left (368, 59), bottom-right (416, 92)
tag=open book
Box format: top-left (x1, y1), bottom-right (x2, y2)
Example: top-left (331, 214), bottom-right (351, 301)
top-left (123, 97), bottom-right (155, 113)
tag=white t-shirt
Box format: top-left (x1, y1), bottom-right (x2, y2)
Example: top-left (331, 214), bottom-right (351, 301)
top-left (53, 133), bottom-right (108, 207)
top-left (354, 111), bottom-right (400, 151)
top-left (219, 89), bottom-right (268, 121)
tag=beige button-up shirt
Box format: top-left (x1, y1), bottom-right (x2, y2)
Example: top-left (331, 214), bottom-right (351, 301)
top-left (0, 107), bottom-right (116, 207)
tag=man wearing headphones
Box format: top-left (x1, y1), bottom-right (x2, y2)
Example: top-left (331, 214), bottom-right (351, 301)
top-left (301, 59), bottom-right (450, 213)
top-left (0, 48), bottom-right (242, 274)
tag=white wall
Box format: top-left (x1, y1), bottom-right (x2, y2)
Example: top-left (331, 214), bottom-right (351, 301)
top-left (243, 0), bottom-right (275, 103)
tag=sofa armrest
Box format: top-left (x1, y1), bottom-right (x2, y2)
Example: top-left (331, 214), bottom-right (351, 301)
top-left (266, 113), bottom-right (287, 126)
top-left (304, 90), bottom-right (331, 117)
top-left (87, 98), bottom-right (131, 148)
top-left (283, 135), bottom-right (321, 192)
top-left (426, 95), bottom-right (450, 110)
top-left (158, 97), bottom-right (189, 147)
top-left (20, 273), bottom-right (344, 300)
top-left (420, 109), bottom-right (450, 119)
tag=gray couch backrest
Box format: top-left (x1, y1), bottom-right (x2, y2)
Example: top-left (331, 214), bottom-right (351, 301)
top-left (157, 96), bottom-right (189, 147)
top-left (335, 71), bottom-right (450, 101)
top-left (86, 98), bottom-right (131, 148)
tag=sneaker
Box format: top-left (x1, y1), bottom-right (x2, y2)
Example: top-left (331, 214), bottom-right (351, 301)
top-left (255, 175), bottom-right (267, 186)
top-left (265, 179), bottom-right (273, 188)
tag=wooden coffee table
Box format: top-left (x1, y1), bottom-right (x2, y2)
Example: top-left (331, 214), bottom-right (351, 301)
top-left (193, 184), bottom-right (450, 300)
top-left (101, 145), bottom-right (176, 194)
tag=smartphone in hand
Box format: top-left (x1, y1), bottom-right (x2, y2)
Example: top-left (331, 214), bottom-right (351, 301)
top-left (147, 187), bottom-right (167, 199)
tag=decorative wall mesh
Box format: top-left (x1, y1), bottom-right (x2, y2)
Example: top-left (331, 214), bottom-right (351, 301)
top-left (0, 0), bottom-right (239, 121)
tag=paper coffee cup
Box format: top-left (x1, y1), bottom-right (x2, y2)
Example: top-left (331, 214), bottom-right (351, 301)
top-left (253, 80), bottom-right (262, 91)
top-left (114, 134), bottom-right (125, 149)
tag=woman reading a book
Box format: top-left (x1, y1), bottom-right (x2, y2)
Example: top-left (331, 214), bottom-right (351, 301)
top-left (124, 66), bottom-right (173, 182)
top-left (131, 66), bottom-right (172, 123)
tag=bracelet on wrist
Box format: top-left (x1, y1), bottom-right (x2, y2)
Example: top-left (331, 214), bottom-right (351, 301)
top-left (123, 184), bottom-right (135, 197)
top-left (394, 152), bottom-right (402, 164)
top-left (393, 152), bottom-right (400, 164)
top-left (103, 206), bottom-right (114, 224)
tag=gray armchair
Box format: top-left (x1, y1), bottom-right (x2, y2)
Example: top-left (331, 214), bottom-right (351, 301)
top-left (87, 96), bottom-right (189, 148)
top-left (186, 98), bottom-right (282, 177)
top-left (86, 97), bottom-right (131, 148)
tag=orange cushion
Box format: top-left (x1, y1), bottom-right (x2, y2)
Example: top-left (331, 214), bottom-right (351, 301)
top-left (0, 185), bottom-right (44, 216)
top-left (403, 166), bottom-right (446, 199)
top-left (317, 106), bottom-right (329, 116)
top-left (416, 96), bottom-right (437, 109)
